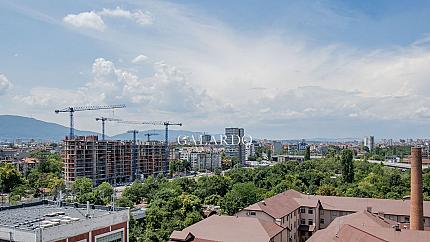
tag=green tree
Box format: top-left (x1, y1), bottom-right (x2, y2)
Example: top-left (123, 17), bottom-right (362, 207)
top-left (73, 177), bottom-right (93, 203)
top-left (304, 146), bottom-right (311, 161)
top-left (340, 149), bottom-right (354, 183)
top-left (222, 182), bottom-right (263, 215)
top-left (204, 194), bottom-right (222, 206)
top-left (316, 184), bottom-right (337, 196)
top-left (0, 163), bottom-right (23, 193)
top-left (94, 182), bottom-right (114, 205)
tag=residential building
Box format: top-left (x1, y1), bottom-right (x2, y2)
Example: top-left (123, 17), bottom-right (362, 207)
top-left (63, 136), bottom-right (165, 184)
top-left (224, 128), bottom-right (245, 164)
top-left (239, 189), bottom-right (430, 242)
top-left (0, 200), bottom-right (129, 242)
top-left (364, 136), bottom-right (375, 151)
top-left (245, 142), bottom-right (256, 160)
top-left (272, 141), bottom-right (283, 155)
top-left (179, 147), bottom-right (222, 171)
top-left (169, 215), bottom-right (287, 242)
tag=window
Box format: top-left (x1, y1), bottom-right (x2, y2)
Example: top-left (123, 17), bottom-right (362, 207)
top-left (96, 231), bottom-right (124, 242)
top-left (286, 215), bottom-right (289, 221)
top-left (405, 216), bottom-right (410, 223)
top-left (308, 209), bottom-right (313, 214)
top-left (332, 211), bottom-right (338, 217)
top-left (308, 219), bottom-right (313, 225)
top-left (320, 218), bottom-right (325, 224)
top-left (249, 211), bottom-right (256, 216)
top-left (301, 219), bottom-right (306, 225)
top-left (300, 208), bottom-right (306, 213)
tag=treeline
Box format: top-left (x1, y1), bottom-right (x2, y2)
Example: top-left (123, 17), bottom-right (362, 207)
top-left (109, 150), bottom-right (428, 241)
top-left (0, 151), bottom-right (63, 203)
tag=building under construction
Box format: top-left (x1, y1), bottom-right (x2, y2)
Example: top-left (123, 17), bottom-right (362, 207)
top-left (63, 136), bottom-right (165, 184)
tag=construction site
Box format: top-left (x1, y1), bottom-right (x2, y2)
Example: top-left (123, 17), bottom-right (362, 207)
top-left (55, 104), bottom-right (178, 185)
top-left (63, 136), bottom-right (166, 184)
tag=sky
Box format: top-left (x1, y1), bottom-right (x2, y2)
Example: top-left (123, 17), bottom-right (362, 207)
top-left (1, 0), bottom-right (430, 139)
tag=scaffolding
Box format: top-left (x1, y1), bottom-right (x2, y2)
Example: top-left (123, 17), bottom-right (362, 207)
top-left (63, 136), bottom-right (165, 184)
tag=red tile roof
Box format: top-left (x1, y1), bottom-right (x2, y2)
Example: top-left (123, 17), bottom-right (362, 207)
top-left (308, 211), bottom-right (430, 242)
top-left (169, 215), bottom-right (285, 242)
top-left (243, 189), bottom-right (430, 219)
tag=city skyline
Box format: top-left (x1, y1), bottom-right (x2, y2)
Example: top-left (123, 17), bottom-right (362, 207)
top-left (1, 1), bottom-right (430, 139)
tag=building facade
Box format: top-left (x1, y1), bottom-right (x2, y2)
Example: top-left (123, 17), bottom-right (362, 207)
top-left (238, 189), bottom-right (430, 242)
top-left (224, 128), bottom-right (245, 164)
top-left (63, 136), bottom-right (165, 184)
top-left (364, 136), bottom-right (375, 151)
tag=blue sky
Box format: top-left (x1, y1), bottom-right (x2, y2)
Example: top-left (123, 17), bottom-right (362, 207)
top-left (1, 0), bottom-right (430, 139)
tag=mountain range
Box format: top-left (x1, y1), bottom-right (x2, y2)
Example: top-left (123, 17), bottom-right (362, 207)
top-left (0, 115), bottom-right (205, 142)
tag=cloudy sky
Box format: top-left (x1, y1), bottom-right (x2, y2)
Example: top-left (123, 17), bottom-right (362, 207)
top-left (1, 0), bottom-right (430, 139)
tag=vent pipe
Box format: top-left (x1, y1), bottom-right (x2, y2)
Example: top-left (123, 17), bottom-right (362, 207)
top-left (410, 147), bottom-right (424, 230)
top-left (86, 201), bottom-right (90, 218)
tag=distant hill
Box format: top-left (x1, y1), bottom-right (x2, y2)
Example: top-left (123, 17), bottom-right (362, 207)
top-left (0, 115), bottom-right (100, 141)
top-left (0, 115), bottom-right (211, 142)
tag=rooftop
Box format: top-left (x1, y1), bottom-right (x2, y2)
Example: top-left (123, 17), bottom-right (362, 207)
top-left (169, 215), bottom-right (284, 242)
top-left (244, 189), bottom-right (430, 219)
top-left (308, 211), bottom-right (430, 242)
top-left (0, 200), bottom-right (126, 231)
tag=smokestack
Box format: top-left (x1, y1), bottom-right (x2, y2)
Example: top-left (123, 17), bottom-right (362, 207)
top-left (410, 147), bottom-right (424, 230)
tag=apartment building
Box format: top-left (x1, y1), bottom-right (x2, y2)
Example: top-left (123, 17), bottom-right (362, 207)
top-left (63, 136), bottom-right (164, 184)
top-left (239, 189), bottom-right (430, 242)
top-left (225, 128), bottom-right (245, 164)
top-left (178, 147), bottom-right (222, 171)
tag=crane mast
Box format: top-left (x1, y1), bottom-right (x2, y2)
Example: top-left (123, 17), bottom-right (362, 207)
top-left (96, 117), bottom-right (121, 141)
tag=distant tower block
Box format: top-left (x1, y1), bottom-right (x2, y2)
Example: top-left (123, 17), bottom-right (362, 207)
top-left (410, 147), bottom-right (424, 230)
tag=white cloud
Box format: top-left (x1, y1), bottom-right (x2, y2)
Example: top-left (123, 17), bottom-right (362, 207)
top-left (20, 58), bottom-right (209, 115)
top-left (13, 1), bottom-right (430, 137)
top-left (0, 74), bottom-right (12, 95)
top-left (131, 54), bottom-right (148, 63)
top-left (63, 11), bottom-right (106, 31)
top-left (63, 7), bottom-right (153, 31)
top-left (99, 7), bottom-right (153, 26)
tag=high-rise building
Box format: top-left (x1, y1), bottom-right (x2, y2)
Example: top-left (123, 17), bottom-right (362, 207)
top-left (272, 141), bottom-right (283, 155)
top-left (225, 128), bottom-right (245, 164)
top-left (245, 142), bottom-right (256, 160)
top-left (363, 136), bottom-right (375, 151)
top-left (63, 136), bottom-right (165, 184)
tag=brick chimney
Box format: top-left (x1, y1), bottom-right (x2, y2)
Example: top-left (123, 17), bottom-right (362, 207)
top-left (410, 147), bottom-right (424, 230)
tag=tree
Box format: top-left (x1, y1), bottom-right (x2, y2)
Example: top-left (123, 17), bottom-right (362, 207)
top-left (0, 163), bottom-right (23, 193)
top-left (73, 177), bottom-right (93, 203)
top-left (194, 175), bottom-right (230, 199)
top-left (204, 194), bottom-right (222, 206)
top-left (94, 182), bottom-right (114, 205)
top-left (222, 182), bottom-right (263, 215)
top-left (340, 149), bottom-right (354, 183)
top-left (316, 184), bottom-right (337, 196)
top-left (304, 146), bottom-right (311, 161)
